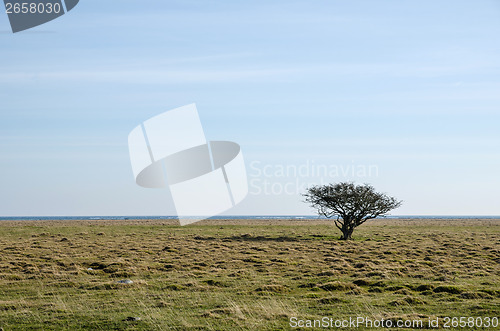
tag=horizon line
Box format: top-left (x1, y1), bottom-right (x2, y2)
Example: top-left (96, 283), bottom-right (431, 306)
top-left (1, 215), bottom-right (500, 219)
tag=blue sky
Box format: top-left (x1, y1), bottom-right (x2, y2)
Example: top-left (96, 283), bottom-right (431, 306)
top-left (1, 0), bottom-right (499, 216)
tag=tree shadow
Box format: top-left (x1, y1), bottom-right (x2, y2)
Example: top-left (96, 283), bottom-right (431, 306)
top-left (193, 234), bottom-right (304, 242)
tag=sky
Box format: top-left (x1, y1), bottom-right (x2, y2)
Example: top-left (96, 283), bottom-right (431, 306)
top-left (1, 0), bottom-right (499, 216)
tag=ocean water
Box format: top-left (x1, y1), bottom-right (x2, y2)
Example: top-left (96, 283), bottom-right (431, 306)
top-left (0, 215), bottom-right (499, 221)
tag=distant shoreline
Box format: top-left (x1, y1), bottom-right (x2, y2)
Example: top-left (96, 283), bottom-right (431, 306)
top-left (1, 215), bottom-right (500, 221)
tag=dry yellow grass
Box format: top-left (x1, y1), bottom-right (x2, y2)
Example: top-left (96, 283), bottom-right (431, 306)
top-left (0, 218), bottom-right (498, 330)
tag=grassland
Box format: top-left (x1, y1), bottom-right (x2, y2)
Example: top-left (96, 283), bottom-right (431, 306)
top-left (0, 218), bottom-right (499, 330)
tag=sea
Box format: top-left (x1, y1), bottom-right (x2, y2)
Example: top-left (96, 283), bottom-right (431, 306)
top-left (0, 215), bottom-right (499, 221)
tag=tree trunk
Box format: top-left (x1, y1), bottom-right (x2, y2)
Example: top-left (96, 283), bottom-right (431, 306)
top-left (340, 225), bottom-right (353, 240)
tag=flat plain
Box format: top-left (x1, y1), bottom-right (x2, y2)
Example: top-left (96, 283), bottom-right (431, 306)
top-left (0, 218), bottom-right (499, 330)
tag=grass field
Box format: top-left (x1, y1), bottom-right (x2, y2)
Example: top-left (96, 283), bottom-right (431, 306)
top-left (0, 218), bottom-right (499, 330)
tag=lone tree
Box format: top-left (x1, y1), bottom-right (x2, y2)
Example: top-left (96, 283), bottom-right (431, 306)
top-left (304, 182), bottom-right (402, 240)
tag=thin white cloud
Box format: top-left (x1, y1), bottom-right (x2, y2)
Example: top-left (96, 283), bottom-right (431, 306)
top-left (1, 60), bottom-right (498, 85)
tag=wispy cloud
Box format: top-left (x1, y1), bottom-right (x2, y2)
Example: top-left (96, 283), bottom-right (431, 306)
top-left (1, 59), bottom-right (498, 85)
top-left (0, 67), bottom-right (298, 84)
